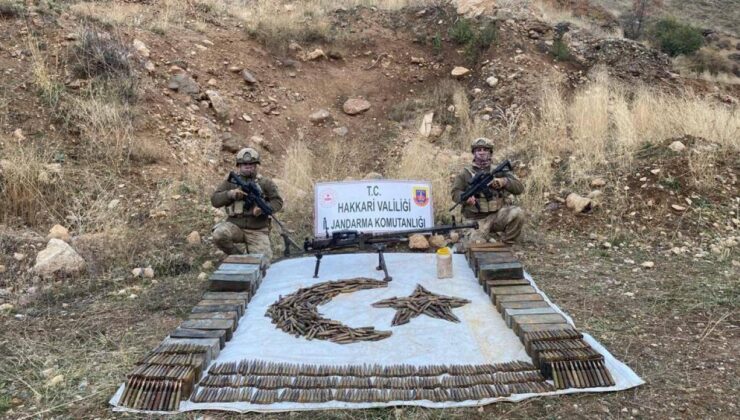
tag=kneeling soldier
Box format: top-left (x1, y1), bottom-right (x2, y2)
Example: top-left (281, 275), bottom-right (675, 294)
top-left (211, 147), bottom-right (283, 261)
top-left (451, 137), bottom-right (525, 245)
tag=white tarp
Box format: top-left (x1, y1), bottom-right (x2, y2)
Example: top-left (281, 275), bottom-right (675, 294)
top-left (111, 253), bottom-right (644, 413)
top-left (314, 180), bottom-right (434, 235)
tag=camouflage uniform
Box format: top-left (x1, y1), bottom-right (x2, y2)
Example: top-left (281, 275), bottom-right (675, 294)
top-left (210, 148), bottom-right (283, 261)
top-left (451, 138), bottom-right (525, 245)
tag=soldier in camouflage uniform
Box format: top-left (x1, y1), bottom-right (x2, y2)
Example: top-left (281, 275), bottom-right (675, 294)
top-left (451, 138), bottom-right (525, 245)
top-left (211, 148), bottom-right (283, 261)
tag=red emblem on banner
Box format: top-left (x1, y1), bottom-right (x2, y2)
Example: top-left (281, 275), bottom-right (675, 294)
top-left (413, 187), bottom-right (429, 207)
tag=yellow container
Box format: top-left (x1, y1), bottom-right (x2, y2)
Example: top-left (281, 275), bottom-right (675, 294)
top-left (436, 247), bottom-right (453, 279)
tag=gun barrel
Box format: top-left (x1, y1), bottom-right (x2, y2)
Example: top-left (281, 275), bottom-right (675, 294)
top-left (369, 222), bottom-right (478, 239)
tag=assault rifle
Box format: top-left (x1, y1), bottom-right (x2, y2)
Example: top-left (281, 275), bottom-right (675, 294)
top-left (449, 160), bottom-right (513, 212)
top-left (303, 219), bottom-right (479, 282)
top-left (227, 171), bottom-right (303, 255)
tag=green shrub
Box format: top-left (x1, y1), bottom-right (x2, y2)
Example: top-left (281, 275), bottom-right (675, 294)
top-left (551, 39), bottom-right (571, 61)
top-left (450, 19), bottom-right (498, 63)
top-left (478, 22), bottom-right (498, 47)
top-left (449, 19), bottom-right (474, 45)
top-left (432, 32), bottom-right (442, 55)
top-left (650, 18), bottom-right (703, 57)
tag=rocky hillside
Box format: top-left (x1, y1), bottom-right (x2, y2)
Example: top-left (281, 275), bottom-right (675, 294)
top-left (0, 1), bottom-right (737, 417)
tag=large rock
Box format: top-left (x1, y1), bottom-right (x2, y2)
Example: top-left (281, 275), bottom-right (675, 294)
top-left (132, 39), bottom-right (150, 58)
top-left (220, 133), bottom-right (243, 153)
top-left (668, 141), bottom-right (686, 152)
top-left (250, 135), bottom-right (270, 151)
top-left (409, 234), bottom-right (430, 250)
top-left (241, 69), bottom-right (257, 84)
top-left (565, 193), bottom-right (593, 213)
top-left (205, 90), bottom-right (232, 120)
top-left (186, 231), bottom-right (201, 245)
top-left (342, 98), bottom-right (371, 115)
top-left (309, 109), bottom-right (332, 124)
top-left (47, 224), bottom-right (71, 242)
top-left (167, 70), bottom-right (200, 95)
top-left (419, 112), bottom-right (434, 137)
top-left (590, 178), bottom-right (607, 188)
top-left (363, 172), bottom-right (383, 180)
top-left (451, 66), bottom-right (470, 78)
top-left (428, 234), bottom-right (447, 249)
top-left (33, 239), bottom-right (86, 278)
top-left (305, 48), bottom-right (327, 61)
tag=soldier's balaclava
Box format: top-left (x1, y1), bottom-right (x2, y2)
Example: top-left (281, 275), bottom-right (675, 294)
top-left (473, 147), bottom-right (492, 168)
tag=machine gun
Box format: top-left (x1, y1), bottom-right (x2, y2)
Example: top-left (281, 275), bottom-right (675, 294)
top-left (303, 219), bottom-right (479, 282)
top-left (227, 171), bottom-right (303, 255)
top-left (449, 160), bottom-right (513, 212)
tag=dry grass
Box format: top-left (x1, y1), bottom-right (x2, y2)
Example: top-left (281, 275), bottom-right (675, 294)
top-left (28, 36), bottom-right (64, 109)
top-left (68, 0), bottom-right (228, 34)
top-left (629, 88), bottom-right (739, 148)
top-left (64, 89), bottom-right (138, 164)
top-left (68, 0), bottom-right (433, 39)
top-left (234, 0), bottom-right (437, 50)
top-left (532, 0), bottom-right (623, 38)
top-left (276, 138), bottom-right (371, 238)
top-left (276, 142), bottom-right (316, 239)
top-left (673, 53), bottom-right (740, 85)
top-left (391, 139), bottom-right (465, 223)
top-left (512, 68), bottom-right (739, 208)
top-left (0, 140), bottom-right (67, 226)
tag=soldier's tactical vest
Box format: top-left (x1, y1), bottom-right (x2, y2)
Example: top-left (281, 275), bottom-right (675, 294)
top-left (225, 174), bottom-right (264, 217)
top-left (464, 165), bottom-right (506, 214)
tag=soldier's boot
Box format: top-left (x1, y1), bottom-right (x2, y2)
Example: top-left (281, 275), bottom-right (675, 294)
top-left (213, 237), bottom-right (242, 255)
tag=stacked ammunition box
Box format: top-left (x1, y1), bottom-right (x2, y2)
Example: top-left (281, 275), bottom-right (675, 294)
top-left (467, 245), bottom-right (615, 389)
top-left (118, 254), bottom-right (267, 411)
top-left (208, 254), bottom-right (266, 293)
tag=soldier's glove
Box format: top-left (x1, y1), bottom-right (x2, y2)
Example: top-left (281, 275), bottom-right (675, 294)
top-left (489, 177), bottom-right (508, 190)
top-left (229, 189), bottom-right (247, 199)
top-left (252, 207), bottom-right (263, 216)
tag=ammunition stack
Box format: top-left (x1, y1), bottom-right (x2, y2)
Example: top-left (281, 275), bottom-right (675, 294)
top-left (467, 244), bottom-right (615, 389)
top-left (118, 343), bottom-right (210, 411)
top-left (118, 254), bottom-right (267, 412)
top-left (265, 278), bottom-right (393, 344)
top-left (190, 359), bottom-right (555, 404)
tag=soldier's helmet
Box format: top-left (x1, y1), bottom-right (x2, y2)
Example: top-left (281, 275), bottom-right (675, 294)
top-left (235, 147), bottom-right (260, 165)
top-left (470, 137), bottom-right (494, 153)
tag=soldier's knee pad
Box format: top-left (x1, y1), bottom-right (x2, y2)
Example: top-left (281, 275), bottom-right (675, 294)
top-left (211, 226), bottom-right (229, 243)
top-left (509, 207), bottom-right (524, 222)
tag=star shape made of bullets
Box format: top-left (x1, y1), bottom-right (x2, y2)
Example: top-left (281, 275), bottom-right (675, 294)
top-left (372, 284), bottom-right (471, 326)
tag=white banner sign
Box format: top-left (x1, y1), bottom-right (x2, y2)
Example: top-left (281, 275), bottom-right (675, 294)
top-left (314, 180), bottom-right (434, 235)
